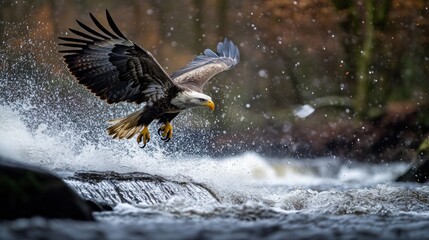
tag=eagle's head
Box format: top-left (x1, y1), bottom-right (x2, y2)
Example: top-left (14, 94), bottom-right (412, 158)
top-left (171, 91), bottom-right (215, 111)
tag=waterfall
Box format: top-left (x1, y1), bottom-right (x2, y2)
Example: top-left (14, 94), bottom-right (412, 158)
top-left (65, 172), bottom-right (219, 206)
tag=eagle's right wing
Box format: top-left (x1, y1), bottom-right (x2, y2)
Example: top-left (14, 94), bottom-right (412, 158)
top-left (59, 10), bottom-right (177, 105)
top-left (171, 38), bottom-right (240, 92)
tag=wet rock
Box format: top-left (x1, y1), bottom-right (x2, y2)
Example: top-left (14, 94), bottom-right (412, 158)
top-left (396, 139), bottom-right (429, 183)
top-left (0, 155), bottom-right (95, 221)
top-left (84, 199), bottom-right (114, 212)
top-left (396, 159), bottom-right (429, 183)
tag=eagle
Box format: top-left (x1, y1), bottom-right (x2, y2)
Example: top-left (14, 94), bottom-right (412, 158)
top-left (59, 10), bottom-right (240, 148)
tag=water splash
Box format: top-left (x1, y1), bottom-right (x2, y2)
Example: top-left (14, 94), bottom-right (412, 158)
top-left (0, 13), bottom-right (414, 215)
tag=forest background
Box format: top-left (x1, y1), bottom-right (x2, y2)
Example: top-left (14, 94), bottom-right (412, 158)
top-left (1, 0), bottom-right (428, 162)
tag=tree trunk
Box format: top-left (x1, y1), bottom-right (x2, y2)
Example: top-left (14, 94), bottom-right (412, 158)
top-left (216, 0), bottom-right (228, 38)
top-left (354, 0), bottom-right (375, 118)
top-left (192, 0), bottom-right (204, 50)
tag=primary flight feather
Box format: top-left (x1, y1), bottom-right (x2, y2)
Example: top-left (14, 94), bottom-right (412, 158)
top-left (59, 10), bottom-right (240, 148)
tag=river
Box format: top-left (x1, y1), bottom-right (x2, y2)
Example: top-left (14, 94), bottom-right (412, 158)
top-left (1, 103), bottom-right (429, 239)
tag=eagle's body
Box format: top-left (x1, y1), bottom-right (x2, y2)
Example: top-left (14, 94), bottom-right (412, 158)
top-left (59, 10), bottom-right (239, 147)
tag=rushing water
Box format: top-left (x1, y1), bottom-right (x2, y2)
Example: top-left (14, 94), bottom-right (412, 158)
top-left (1, 24), bottom-right (429, 240)
top-left (1, 100), bottom-right (429, 239)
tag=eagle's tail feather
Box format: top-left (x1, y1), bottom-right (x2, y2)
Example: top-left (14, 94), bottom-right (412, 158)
top-left (126, 126), bottom-right (142, 139)
top-left (107, 110), bottom-right (144, 139)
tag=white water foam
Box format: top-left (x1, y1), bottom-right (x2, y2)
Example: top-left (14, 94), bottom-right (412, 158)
top-left (4, 98), bottom-right (423, 219)
top-left (0, 102), bottom-right (408, 189)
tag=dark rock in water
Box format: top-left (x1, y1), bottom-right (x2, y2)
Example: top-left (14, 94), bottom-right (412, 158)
top-left (84, 199), bottom-right (114, 212)
top-left (396, 158), bottom-right (429, 183)
top-left (0, 155), bottom-right (95, 221)
top-left (396, 139), bottom-right (429, 183)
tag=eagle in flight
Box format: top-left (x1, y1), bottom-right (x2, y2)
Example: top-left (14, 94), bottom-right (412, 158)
top-left (59, 10), bottom-right (240, 148)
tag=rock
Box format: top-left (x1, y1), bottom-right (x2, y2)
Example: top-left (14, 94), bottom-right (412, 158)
top-left (396, 139), bottom-right (429, 183)
top-left (0, 155), bottom-right (95, 221)
top-left (84, 199), bottom-right (114, 212)
top-left (396, 159), bottom-right (429, 183)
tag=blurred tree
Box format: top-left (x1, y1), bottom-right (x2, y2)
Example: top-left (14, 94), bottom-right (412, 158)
top-left (192, 0), bottom-right (204, 50)
top-left (332, 0), bottom-right (392, 118)
top-left (258, 0), bottom-right (428, 122)
top-left (216, 0), bottom-right (228, 37)
top-left (258, 0), bottom-right (345, 111)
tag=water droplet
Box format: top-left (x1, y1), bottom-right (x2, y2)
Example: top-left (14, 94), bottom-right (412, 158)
top-left (258, 69), bottom-right (268, 78)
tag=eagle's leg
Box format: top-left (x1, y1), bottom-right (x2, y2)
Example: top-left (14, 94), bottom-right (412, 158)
top-left (137, 125), bottom-right (150, 148)
top-left (157, 122), bottom-right (173, 142)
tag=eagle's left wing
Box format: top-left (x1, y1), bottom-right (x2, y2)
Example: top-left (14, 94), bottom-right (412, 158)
top-left (59, 10), bottom-right (177, 105)
top-left (171, 38), bottom-right (240, 92)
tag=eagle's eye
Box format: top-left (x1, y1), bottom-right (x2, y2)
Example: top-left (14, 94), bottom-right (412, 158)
top-left (198, 98), bottom-right (206, 102)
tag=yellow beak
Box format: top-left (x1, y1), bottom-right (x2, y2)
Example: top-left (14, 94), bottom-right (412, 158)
top-left (205, 100), bottom-right (215, 111)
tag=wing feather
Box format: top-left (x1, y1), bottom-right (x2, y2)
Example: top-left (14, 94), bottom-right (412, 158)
top-left (105, 10), bottom-right (128, 39)
top-left (89, 13), bottom-right (118, 39)
top-left (68, 28), bottom-right (104, 42)
top-left (76, 20), bottom-right (111, 39)
top-left (170, 38), bottom-right (240, 91)
top-left (58, 10), bottom-right (178, 104)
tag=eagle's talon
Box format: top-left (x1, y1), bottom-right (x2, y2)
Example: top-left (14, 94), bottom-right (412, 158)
top-left (138, 142), bottom-right (146, 148)
top-left (136, 125), bottom-right (150, 147)
top-left (158, 122), bottom-right (173, 142)
top-left (161, 133), bottom-right (171, 142)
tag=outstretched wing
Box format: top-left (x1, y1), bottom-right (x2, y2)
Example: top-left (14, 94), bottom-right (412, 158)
top-left (171, 38), bottom-right (240, 92)
top-left (59, 10), bottom-right (177, 104)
